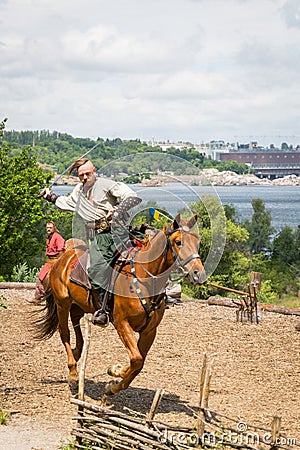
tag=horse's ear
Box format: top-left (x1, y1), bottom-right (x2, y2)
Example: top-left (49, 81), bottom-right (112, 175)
top-left (173, 214), bottom-right (181, 229)
top-left (187, 215), bottom-right (198, 229)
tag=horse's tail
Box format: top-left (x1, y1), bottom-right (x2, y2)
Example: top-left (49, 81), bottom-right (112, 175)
top-left (32, 292), bottom-right (59, 340)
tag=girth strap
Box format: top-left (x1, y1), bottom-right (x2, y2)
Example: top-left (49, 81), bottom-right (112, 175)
top-left (129, 259), bottom-right (164, 320)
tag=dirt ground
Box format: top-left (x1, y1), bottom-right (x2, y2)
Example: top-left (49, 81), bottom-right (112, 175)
top-left (0, 289), bottom-right (300, 450)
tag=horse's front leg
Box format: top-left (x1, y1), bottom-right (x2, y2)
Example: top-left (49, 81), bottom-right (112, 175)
top-left (70, 304), bottom-right (85, 362)
top-left (105, 320), bottom-right (144, 396)
top-left (57, 303), bottom-right (78, 384)
top-left (105, 322), bottom-right (157, 397)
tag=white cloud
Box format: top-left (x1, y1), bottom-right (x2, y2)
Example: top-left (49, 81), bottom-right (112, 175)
top-left (281, 0), bottom-right (300, 29)
top-left (1, 0), bottom-right (300, 146)
top-left (61, 25), bottom-right (196, 74)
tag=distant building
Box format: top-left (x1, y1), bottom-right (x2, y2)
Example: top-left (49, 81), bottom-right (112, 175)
top-left (149, 139), bottom-right (300, 178)
top-left (219, 150), bottom-right (300, 178)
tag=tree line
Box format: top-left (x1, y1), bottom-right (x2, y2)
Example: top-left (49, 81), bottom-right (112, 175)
top-left (3, 128), bottom-right (251, 175)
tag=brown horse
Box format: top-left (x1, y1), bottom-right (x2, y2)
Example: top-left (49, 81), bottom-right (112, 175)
top-left (33, 214), bottom-right (205, 398)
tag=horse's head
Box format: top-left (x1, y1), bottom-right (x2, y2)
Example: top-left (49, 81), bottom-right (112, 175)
top-left (166, 214), bottom-right (206, 284)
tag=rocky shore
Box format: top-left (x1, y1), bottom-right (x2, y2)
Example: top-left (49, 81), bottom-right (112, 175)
top-left (156, 169), bottom-right (300, 186)
top-left (198, 169), bottom-right (300, 186)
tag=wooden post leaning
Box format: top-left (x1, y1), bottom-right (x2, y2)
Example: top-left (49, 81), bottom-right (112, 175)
top-left (78, 314), bottom-right (92, 402)
top-left (147, 388), bottom-right (165, 425)
top-left (76, 313), bottom-right (92, 446)
top-left (197, 353), bottom-right (213, 440)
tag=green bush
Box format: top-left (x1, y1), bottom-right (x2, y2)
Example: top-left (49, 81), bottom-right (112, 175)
top-left (11, 263), bottom-right (40, 283)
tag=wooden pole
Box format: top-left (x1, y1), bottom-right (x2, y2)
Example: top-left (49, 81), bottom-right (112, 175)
top-left (147, 388), bottom-right (164, 424)
top-left (76, 314), bottom-right (92, 446)
top-left (270, 415), bottom-right (281, 449)
top-left (78, 314), bottom-right (92, 401)
top-left (197, 353), bottom-right (207, 439)
top-left (203, 364), bottom-right (213, 409)
top-left (250, 271), bottom-right (262, 292)
top-left (209, 282), bottom-right (252, 297)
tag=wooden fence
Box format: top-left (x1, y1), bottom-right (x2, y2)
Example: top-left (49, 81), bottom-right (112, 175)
top-left (71, 317), bottom-right (299, 450)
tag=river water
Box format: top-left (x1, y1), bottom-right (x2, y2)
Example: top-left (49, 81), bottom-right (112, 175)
top-left (53, 183), bottom-right (300, 231)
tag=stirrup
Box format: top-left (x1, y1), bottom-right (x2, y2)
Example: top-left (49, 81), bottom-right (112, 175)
top-left (91, 310), bottom-right (109, 327)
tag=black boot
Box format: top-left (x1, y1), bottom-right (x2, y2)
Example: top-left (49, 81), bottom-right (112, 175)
top-left (91, 288), bottom-right (109, 327)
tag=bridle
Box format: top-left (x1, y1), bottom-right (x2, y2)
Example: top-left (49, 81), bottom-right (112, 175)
top-left (166, 226), bottom-right (201, 281)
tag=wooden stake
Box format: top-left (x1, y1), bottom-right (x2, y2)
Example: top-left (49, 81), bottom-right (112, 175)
top-left (197, 353), bottom-right (207, 438)
top-left (147, 388), bottom-right (164, 424)
top-left (78, 314), bottom-right (92, 402)
top-left (270, 415), bottom-right (281, 449)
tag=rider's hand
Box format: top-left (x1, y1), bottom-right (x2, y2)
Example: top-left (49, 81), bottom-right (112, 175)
top-left (39, 187), bottom-right (59, 204)
top-left (43, 188), bottom-right (51, 198)
top-left (106, 209), bottom-right (115, 221)
top-left (37, 188), bottom-right (47, 198)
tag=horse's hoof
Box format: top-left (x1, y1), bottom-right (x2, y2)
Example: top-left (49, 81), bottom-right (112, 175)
top-left (100, 394), bottom-right (113, 407)
top-left (68, 379), bottom-right (79, 395)
top-left (107, 364), bottom-right (122, 377)
top-left (104, 379), bottom-right (120, 396)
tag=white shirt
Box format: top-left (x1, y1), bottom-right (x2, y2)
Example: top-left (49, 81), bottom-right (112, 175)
top-left (55, 178), bottom-right (138, 222)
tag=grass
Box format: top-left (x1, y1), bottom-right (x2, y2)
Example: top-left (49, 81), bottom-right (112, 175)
top-left (0, 295), bottom-right (7, 309)
top-left (59, 440), bottom-right (76, 450)
top-left (274, 294), bottom-right (300, 308)
top-left (59, 439), bottom-right (94, 450)
top-left (0, 408), bottom-right (10, 425)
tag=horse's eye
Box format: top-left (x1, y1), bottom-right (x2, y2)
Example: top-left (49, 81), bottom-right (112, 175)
top-left (175, 240), bottom-right (182, 246)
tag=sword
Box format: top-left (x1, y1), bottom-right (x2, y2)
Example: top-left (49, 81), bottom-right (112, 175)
top-left (38, 141), bottom-right (102, 197)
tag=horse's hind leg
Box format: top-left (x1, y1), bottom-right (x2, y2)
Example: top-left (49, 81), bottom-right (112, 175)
top-left (56, 303), bottom-right (79, 383)
top-left (70, 304), bottom-right (85, 362)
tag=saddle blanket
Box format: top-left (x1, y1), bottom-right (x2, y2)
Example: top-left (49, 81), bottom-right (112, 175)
top-left (70, 250), bottom-right (91, 290)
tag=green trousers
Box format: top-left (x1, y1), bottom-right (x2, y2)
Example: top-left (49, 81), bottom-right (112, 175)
top-left (87, 228), bottom-right (128, 290)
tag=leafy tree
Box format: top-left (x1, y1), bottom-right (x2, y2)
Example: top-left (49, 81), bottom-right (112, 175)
top-left (182, 196), bottom-right (250, 299)
top-left (0, 123), bottom-right (68, 279)
top-left (272, 226), bottom-right (298, 265)
top-left (243, 199), bottom-right (275, 254)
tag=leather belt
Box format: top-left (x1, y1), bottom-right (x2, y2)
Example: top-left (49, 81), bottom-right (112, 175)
top-left (85, 219), bottom-right (110, 239)
top-left (96, 218), bottom-right (110, 232)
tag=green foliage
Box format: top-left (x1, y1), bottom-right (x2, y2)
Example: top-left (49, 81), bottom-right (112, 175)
top-left (0, 295), bottom-right (7, 309)
top-left (11, 263), bottom-right (40, 282)
top-left (2, 127), bottom-right (300, 300)
top-left (58, 440), bottom-right (93, 450)
top-left (243, 199), bottom-right (275, 254)
top-left (217, 159), bottom-right (253, 174)
top-left (0, 143), bottom-right (52, 279)
top-left (182, 196), bottom-right (251, 299)
top-left (3, 129), bottom-right (251, 177)
top-left (0, 407), bottom-right (10, 425)
top-left (58, 440), bottom-right (76, 450)
top-left (257, 280), bottom-right (278, 304)
top-left (272, 225), bottom-right (300, 265)
top-left (0, 118), bottom-right (8, 138)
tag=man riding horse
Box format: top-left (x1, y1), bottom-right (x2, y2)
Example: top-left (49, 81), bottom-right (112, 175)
top-left (41, 158), bottom-right (141, 326)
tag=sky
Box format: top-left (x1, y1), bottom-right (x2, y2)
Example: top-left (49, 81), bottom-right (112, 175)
top-left (1, 0), bottom-right (300, 147)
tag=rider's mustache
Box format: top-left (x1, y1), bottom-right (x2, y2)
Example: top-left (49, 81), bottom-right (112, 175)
top-left (82, 175), bottom-right (96, 196)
